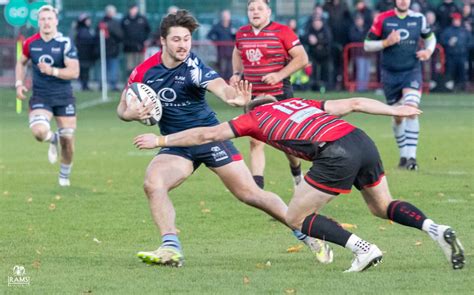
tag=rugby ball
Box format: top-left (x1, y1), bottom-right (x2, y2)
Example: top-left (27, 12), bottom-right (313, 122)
top-left (126, 82), bottom-right (162, 126)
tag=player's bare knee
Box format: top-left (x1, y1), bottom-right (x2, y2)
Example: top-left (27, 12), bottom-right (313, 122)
top-left (249, 139), bottom-right (264, 151)
top-left (31, 127), bottom-right (48, 141)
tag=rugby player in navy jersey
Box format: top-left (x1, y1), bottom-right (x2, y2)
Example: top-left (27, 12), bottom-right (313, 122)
top-left (231, 0), bottom-right (309, 189)
top-left (117, 10), bottom-right (332, 267)
top-left (364, 0), bottom-right (436, 170)
top-left (15, 5), bottom-right (79, 187)
top-left (135, 83), bottom-right (465, 272)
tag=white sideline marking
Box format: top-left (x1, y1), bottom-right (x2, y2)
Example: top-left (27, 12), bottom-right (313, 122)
top-left (77, 99), bottom-right (112, 110)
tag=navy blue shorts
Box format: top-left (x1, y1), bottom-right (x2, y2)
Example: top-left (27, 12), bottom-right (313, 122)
top-left (29, 96), bottom-right (76, 116)
top-left (381, 67), bottom-right (422, 105)
top-left (157, 140), bottom-right (242, 170)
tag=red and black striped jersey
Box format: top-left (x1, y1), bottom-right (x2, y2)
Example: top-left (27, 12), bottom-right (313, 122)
top-left (229, 98), bottom-right (355, 160)
top-left (235, 22), bottom-right (301, 96)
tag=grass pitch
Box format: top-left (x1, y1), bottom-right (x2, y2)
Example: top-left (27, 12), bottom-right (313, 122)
top-left (1, 89), bottom-right (473, 294)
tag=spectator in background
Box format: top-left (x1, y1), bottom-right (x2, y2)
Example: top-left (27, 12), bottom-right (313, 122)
top-left (375, 0), bottom-right (394, 13)
top-left (355, 0), bottom-right (373, 31)
top-left (75, 13), bottom-right (96, 91)
top-left (323, 0), bottom-right (352, 90)
top-left (411, 0), bottom-right (432, 15)
top-left (411, 0), bottom-right (432, 14)
top-left (303, 5), bottom-right (328, 33)
top-left (426, 11), bottom-right (441, 39)
top-left (349, 14), bottom-right (371, 91)
top-left (441, 12), bottom-right (472, 91)
top-left (463, 1), bottom-right (474, 83)
top-left (302, 17), bottom-right (332, 91)
top-left (436, 0), bottom-right (461, 31)
top-left (97, 5), bottom-right (123, 91)
top-left (207, 9), bottom-right (235, 80)
top-left (287, 18), bottom-right (298, 33)
top-left (122, 4), bottom-right (151, 77)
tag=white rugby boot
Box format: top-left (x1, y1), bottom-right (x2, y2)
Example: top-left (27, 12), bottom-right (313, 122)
top-left (430, 225), bottom-right (465, 270)
top-left (344, 244), bottom-right (383, 273)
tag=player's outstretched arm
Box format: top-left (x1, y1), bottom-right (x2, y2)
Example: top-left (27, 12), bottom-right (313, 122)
top-left (134, 122), bottom-right (235, 149)
top-left (15, 55), bottom-right (29, 100)
top-left (325, 98), bottom-right (422, 117)
top-left (207, 79), bottom-right (252, 107)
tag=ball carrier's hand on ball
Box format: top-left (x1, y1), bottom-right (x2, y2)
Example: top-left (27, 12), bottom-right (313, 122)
top-left (124, 93), bottom-right (156, 121)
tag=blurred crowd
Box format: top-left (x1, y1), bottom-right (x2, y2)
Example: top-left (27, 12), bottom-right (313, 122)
top-left (73, 1), bottom-right (474, 92)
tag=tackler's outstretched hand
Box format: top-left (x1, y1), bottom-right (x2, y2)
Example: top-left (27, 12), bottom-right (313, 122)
top-left (393, 105), bottom-right (423, 117)
top-left (229, 80), bottom-right (252, 107)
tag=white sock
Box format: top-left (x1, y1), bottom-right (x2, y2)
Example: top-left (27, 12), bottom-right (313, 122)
top-left (422, 219), bottom-right (440, 240)
top-left (405, 117), bottom-right (419, 159)
top-left (392, 120), bottom-right (407, 158)
top-left (345, 234), bottom-right (371, 254)
top-left (59, 163), bottom-right (73, 180)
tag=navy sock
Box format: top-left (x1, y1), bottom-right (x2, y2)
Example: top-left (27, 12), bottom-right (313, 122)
top-left (253, 175), bottom-right (264, 189)
top-left (301, 213), bottom-right (352, 247)
top-left (387, 200), bottom-right (427, 230)
top-left (161, 233), bottom-right (182, 251)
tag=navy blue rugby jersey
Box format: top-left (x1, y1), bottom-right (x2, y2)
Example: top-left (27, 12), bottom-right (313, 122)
top-left (23, 33), bottom-right (78, 103)
top-left (128, 52), bottom-right (221, 135)
top-left (366, 10), bottom-right (433, 72)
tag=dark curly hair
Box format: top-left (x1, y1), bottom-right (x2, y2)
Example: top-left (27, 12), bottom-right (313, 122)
top-left (160, 9), bottom-right (200, 38)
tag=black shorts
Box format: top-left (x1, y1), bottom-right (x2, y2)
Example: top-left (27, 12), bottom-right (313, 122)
top-left (157, 140), bottom-right (242, 170)
top-left (29, 96), bottom-right (76, 116)
top-left (304, 129), bottom-right (385, 195)
top-left (381, 66), bottom-right (422, 105)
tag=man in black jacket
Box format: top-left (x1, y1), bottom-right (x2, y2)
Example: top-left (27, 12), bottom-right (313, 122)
top-left (122, 4), bottom-right (151, 77)
top-left (97, 5), bottom-right (123, 91)
top-left (207, 10), bottom-right (235, 80)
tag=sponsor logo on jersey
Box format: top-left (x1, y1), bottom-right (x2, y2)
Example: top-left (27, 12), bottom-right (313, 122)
top-left (31, 47), bottom-right (43, 51)
top-left (245, 48), bottom-right (263, 64)
top-left (205, 71), bottom-right (217, 78)
top-left (386, 23), bottom-right (398, 27)
top-left (52, 47), bottom-right (61, 53)
top-left (157, 88), bottom-right (177, 102)
top-left (146, 78), bottom-right (164, 83)
top-left (407, 22), bottom-right (417, 27)
top-left (38, 54), bottom-right (55, 65)
top-left (174, 76), bottom-right (185, 81)
top-left (398, 29), bottom-right (410, 40)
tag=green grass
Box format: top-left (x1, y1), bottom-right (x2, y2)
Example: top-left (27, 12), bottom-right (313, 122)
top-left (1, 89), bottom-right (473, 294)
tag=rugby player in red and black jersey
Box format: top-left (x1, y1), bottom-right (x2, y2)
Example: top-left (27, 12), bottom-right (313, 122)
top-left (231, 0), bottom-right (309, 189)
top-left (134, 82), bottom-right (465, 272)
